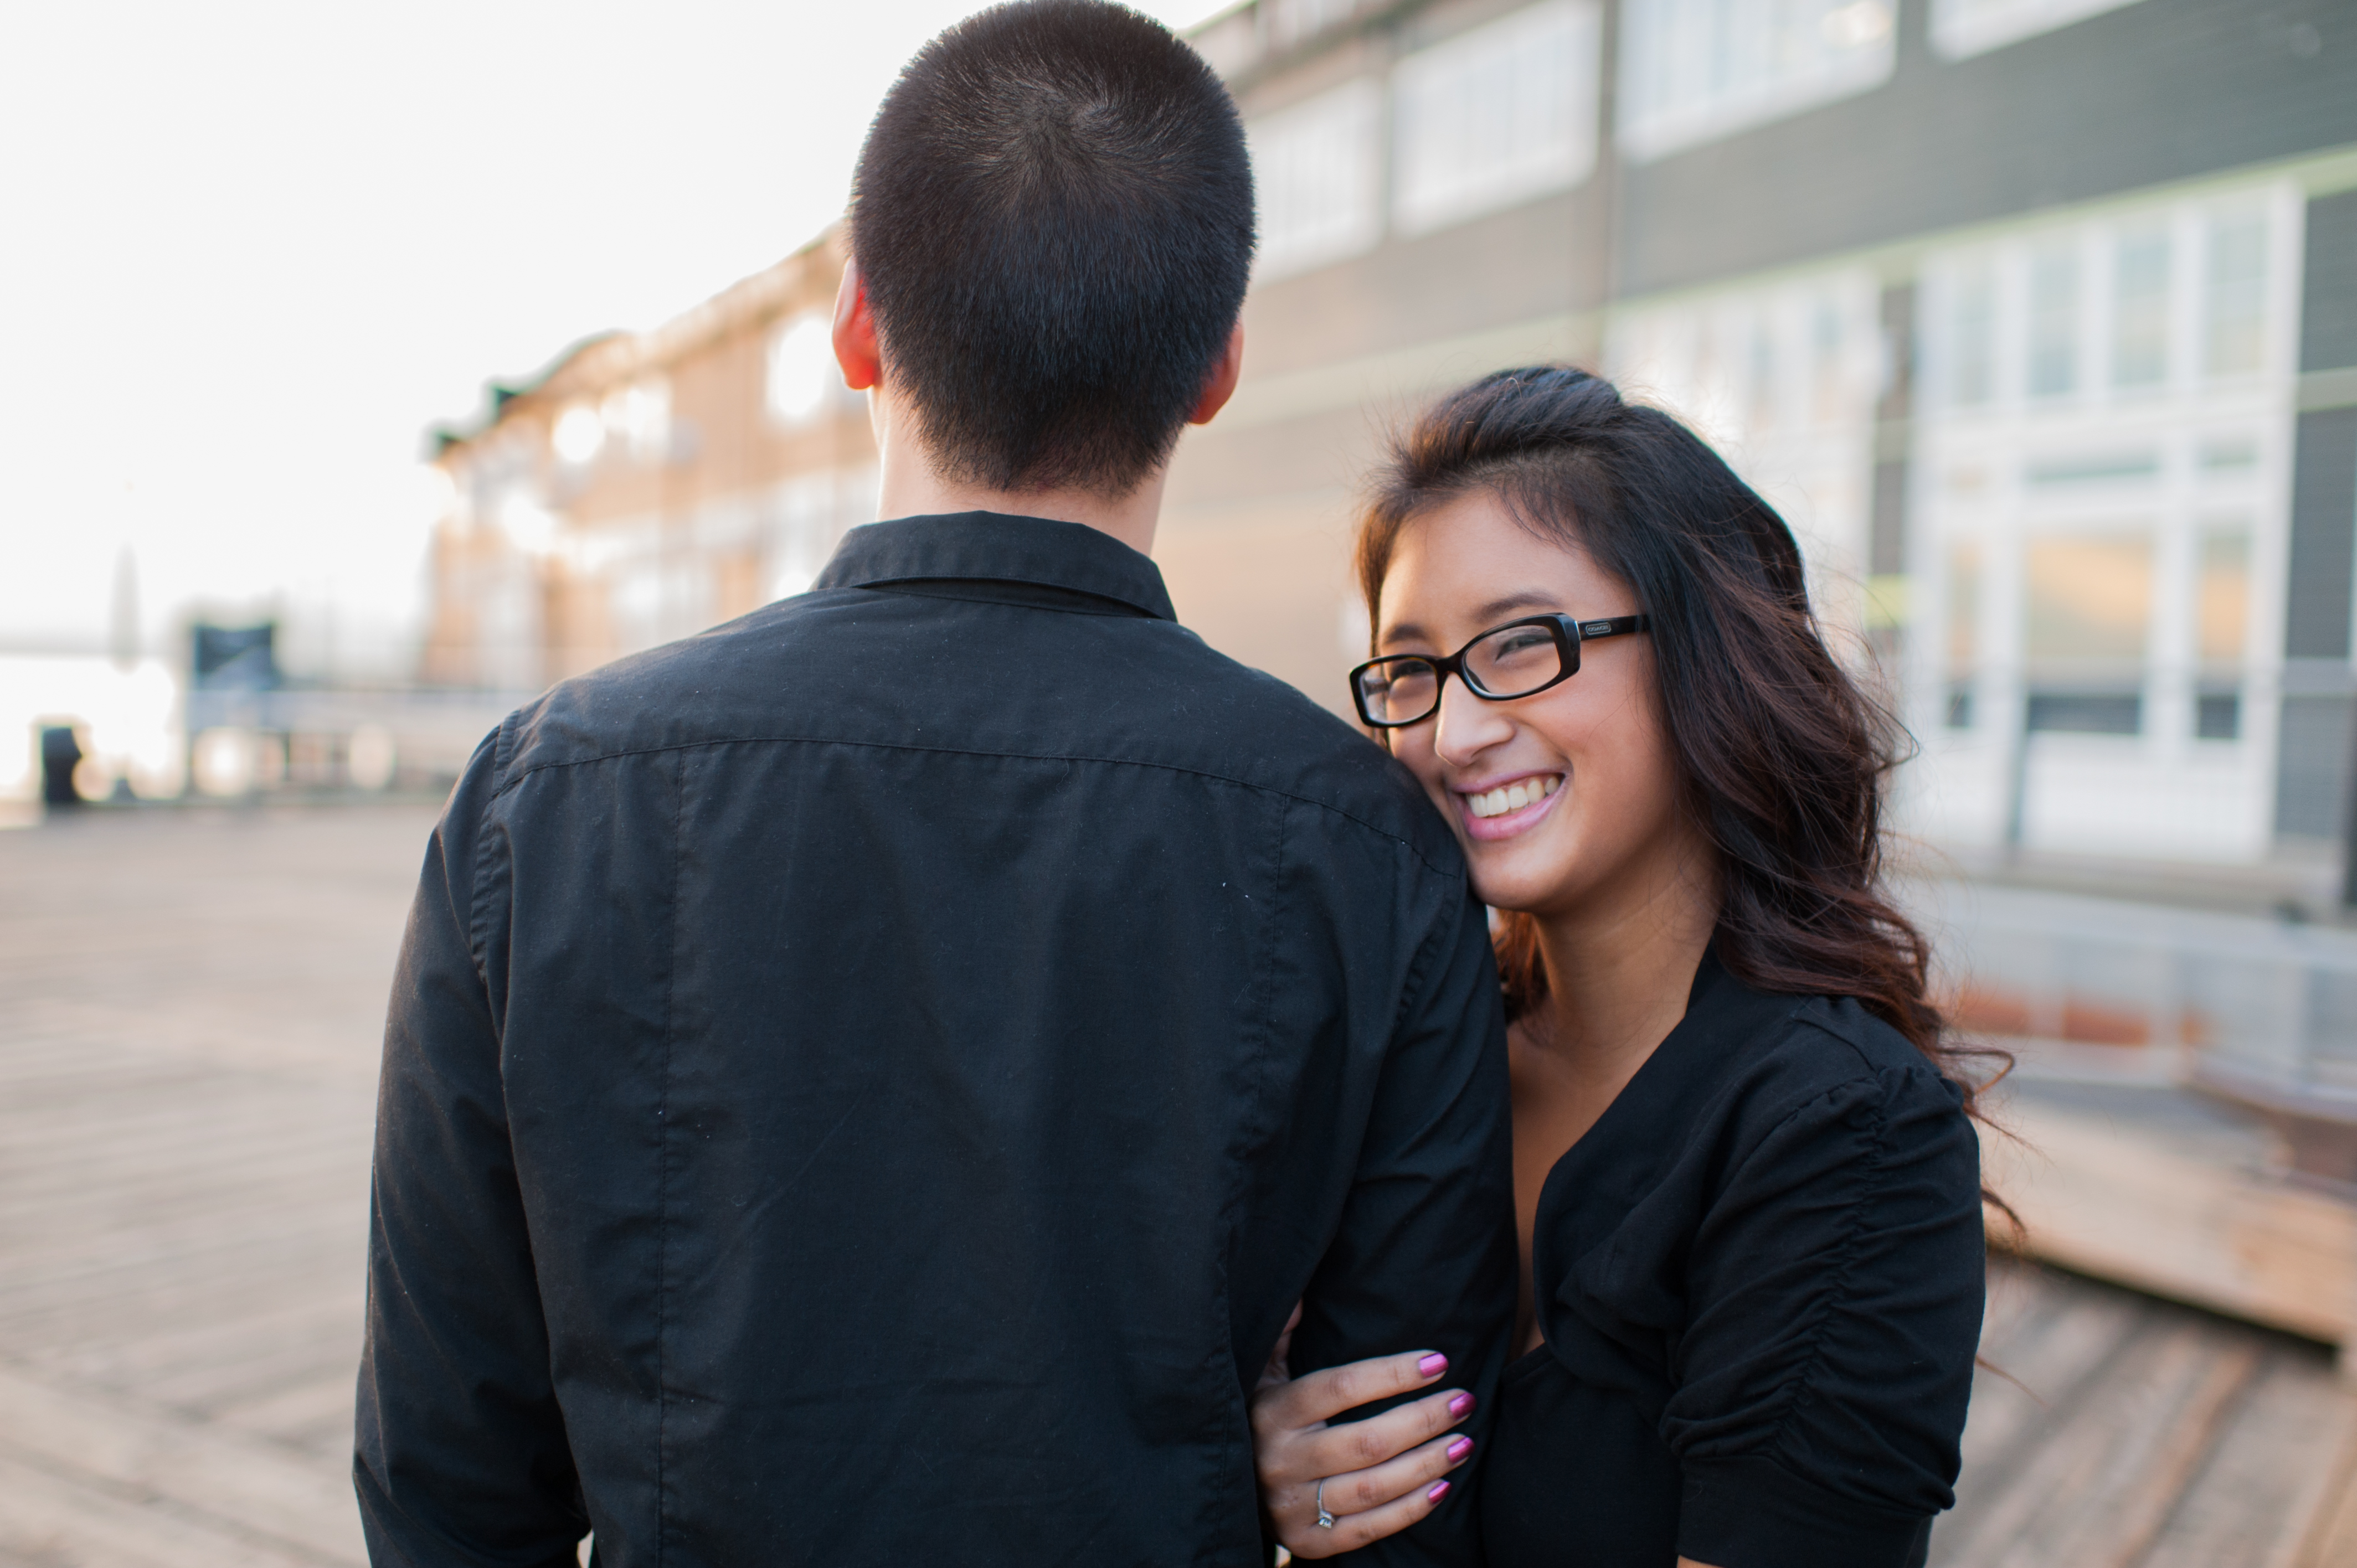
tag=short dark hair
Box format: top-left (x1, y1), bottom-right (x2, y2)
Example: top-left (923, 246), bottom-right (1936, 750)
top-left (850, 0), bottom-right (1255, 497)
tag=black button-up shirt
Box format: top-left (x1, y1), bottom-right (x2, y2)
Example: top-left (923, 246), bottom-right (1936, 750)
top-left (358, 513), bottom-right (1518, 1567)
top-left (1483, 953), bottom-right (1982, 1568)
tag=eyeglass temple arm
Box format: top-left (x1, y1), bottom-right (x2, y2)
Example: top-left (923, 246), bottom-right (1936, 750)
top-left (1573, 614), bottom-right (1651, 641)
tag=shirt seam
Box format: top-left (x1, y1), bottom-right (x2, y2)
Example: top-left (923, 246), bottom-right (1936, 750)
top-left (464, 719), bottom-right (513, 998)
top-left (1205, 791), bottom-right (1291, 1557)
top-left (653, 747), bottom-right (686, 1566)
top-left (488, 733), bottom-right (1464, 880)
top-left (847, 577), bottom-right (1166, 620)
top-left (1749, 1080), bottom-right (1893, 1466)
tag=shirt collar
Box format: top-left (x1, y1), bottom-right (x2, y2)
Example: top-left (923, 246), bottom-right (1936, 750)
top-left (815, 512), bottom-right (1176, 622)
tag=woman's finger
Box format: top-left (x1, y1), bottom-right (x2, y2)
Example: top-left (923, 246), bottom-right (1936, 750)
top-left (1257, 1299), bottom-right (1305, 1394)
top-left (1253, 1346), bottom-right (1450, 1434)
top-left (1262, 1384), bottom-right (1473, 1487)
top-left (1269, 1426), bottom-right (1473, 1540)
top-left (1277, 1449), bottom-right (1466, 1560)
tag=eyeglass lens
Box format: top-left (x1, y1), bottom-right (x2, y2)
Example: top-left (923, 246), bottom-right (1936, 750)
top-left (1355, 661), bottom-right (1438, 725)
top-left (1463, 622), bottom-right (1567, 698)
top-left (1354, 621), bottom-right (1574, 725)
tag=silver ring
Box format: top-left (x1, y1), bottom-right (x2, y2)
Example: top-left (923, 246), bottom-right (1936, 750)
top-left (1315, 1477), bottom-right (1336, 1529)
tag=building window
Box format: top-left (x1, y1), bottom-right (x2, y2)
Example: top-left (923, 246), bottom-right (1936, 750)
top-left (1930, 0), bottom-right (2148, 60)
top-left (1249, 79), bottom-right (1383, 280)
top-left (1944, 538), bottom-right (1980, 729)
top-left (2023, 533), bottom-right (2150, 734)
top-left (603, 379), bottom-right (671, 462)
top-left (2027, 244), bottom-right (2079, 399)
top-left (2027, 692), bottom-right (2142, 734)
top-left (1617, 0), bottom-right (1895, 164)
top-left (2196, 693), bottom-right (2241, 740)
top-left (1946, 262), bottom-right (1998, 408)
top-left (552, 404), bottom-right (605, 467)
top-left (2026, 534), bottom-right (2151, 662)
top-left (2109, 227), bottom-right (2170, 390)
top-left (2203, 212), bottom-right (2268, 379)
top-left (1391, 0), bottom-right (1601, 236)
top-left (2197, 524), bottom-right (2250, 664)
top-left (1268, 0), bottom-right (1357, 50)
top-left (768, 311), bottom-right (837, 427)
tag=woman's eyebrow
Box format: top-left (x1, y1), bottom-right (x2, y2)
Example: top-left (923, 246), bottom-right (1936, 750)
top-left (1469, 591), bottom-right (1563, 623)
top-left (1381, 592), bottom-right (1567, 649)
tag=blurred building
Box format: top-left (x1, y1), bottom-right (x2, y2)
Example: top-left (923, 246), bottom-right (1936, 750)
top-left (1179, 0), bottom-right (2357, 881)
top-left (420, 0), bottom-right (2356, 883)
top-left (421, 230), bottom-right (877, 689)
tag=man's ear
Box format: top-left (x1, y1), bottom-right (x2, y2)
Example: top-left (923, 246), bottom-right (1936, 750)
top-left (833, 262), bottom-right (882, 392)
top-left (1187, 321), bottom-right (1245, 426)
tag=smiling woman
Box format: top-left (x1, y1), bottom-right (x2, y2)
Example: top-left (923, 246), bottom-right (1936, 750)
top-left (1249, 367), bottom-right (1999, 1568)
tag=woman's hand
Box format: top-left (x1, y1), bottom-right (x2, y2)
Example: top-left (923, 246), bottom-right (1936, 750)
top-left (1250, 1305), bottom-right (1478, 1559)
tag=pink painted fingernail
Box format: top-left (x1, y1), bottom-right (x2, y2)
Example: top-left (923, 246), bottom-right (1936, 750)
top-left (1446, 1437), bottom-right (1473, 1462)
top-left (1417, 1353), bottom-right (1448, 1378)
top-left (1427, 1481), bottom-right (1452, 1503)
top-left (1448, 1391), bottom-right (1474, 1418)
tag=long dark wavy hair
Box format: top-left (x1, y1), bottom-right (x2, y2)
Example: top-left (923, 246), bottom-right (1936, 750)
top-left (1356, 365), bottom-right (2011, 1142)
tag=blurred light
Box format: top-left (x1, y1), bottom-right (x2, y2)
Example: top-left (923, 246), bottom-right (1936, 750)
top-left (553, 404), bottom-right (606, 465)
top-left (604, 380), bottom-right (671, 459)
top-left (71, 742), bottom-right (109, 802)
top-left (768, 314), bottom-right (837, 425)
top-left (419, 463), bottom-right (460, 517)
top-left (0, 656), bottom-right (184, 801)
top-left (193, 728), bottom-right (255, 796)
top-left (348, 724), bottom-right (397, 790)
top-left (501, 495), bottom-right (560, 555)
top-left (1821, 1), bottom-right (1891, 47)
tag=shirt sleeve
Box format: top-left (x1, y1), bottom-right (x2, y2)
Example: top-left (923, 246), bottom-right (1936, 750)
top-left (354, 730), bottom-right (588, 1567)
top-left (1664, 1048), bottom-right (1985, 1568)
top-left (1286, 885), bottom-right (1521, 1568)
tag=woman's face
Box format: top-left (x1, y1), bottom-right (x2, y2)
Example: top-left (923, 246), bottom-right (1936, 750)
top-left (1376, 490), bottom-right (1692, 920)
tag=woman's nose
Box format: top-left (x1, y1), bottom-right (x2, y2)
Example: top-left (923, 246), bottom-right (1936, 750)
top-left (1432, 678), bottom-right (1513, 768)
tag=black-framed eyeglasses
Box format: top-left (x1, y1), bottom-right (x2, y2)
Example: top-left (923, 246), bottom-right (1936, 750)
top-left (1348, 613), bottom-right (1651, 729)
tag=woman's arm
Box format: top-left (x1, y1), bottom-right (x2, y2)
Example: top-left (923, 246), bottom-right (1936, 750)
top-left (1249, 1330), bottom-right (1479, 1559)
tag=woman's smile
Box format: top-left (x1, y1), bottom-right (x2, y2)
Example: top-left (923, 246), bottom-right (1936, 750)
top-left (1455, 770), bottom-right (1563, 838)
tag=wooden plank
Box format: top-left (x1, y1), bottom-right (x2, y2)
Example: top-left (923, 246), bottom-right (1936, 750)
top-left (1987, 1092), bottom-right (2357, 1344)
top-left (2135, 1345), bottom-right (2357, 1568)
top-left (1933, 1312), bottom-right (2255, 1565)
top-left (0, 1448), bottom-right (327, 1568)
top-left (2287, 1416), bottom-right (2357, 1568)
top-left (215, 1372), bottom-right (362, 1457)
top-left (0, 807), bottom-right (430, 1566)
top-left (0, 1363), bottom-right (362, 1565)
top-left (1952, 1266), bottom-right (2146, 1490)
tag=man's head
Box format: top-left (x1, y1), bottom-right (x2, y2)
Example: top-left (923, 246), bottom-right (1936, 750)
top-left (847, 0), bottom-right (1254, 499)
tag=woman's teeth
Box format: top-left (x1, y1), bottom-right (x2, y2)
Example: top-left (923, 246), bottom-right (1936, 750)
top-left (1465, 775), bottom-right (1560, 819)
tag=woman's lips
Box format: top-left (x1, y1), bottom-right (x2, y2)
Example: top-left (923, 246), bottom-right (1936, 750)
top-left (1455, 773), bottom-right (1563, 841)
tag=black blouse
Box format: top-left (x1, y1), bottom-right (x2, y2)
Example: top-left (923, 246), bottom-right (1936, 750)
top-left (1481, 952), bottom-right (1984, 1568)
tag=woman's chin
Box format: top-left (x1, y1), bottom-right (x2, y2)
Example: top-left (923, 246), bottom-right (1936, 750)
top-left (1466, 859), bottom-right (1569, 919)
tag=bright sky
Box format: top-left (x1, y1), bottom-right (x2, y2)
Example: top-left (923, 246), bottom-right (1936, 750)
top-left (0, 0), bottom-right (1227, 677)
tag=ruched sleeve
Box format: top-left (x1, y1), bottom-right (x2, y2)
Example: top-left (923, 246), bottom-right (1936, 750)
top-left (1663, 1050), bottom-right (1984, 1568)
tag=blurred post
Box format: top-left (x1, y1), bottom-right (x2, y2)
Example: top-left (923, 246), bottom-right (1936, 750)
top-left (38, 725), bottom-right (84, 808)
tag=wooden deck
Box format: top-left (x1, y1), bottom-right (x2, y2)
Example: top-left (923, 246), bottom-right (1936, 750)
top-left (1, 804), bottom-right (2351, 1565)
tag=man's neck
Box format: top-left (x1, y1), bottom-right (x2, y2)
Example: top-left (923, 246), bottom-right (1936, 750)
top-left (868, 390), bottom-right (1169, 557)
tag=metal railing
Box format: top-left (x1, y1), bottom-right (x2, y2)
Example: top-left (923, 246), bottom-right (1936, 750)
top-left (1906, 879), bottom-right (2357, 1111)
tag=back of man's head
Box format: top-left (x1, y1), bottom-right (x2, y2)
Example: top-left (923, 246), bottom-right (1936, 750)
top-left (851, 0), bottom-right (1255, 499)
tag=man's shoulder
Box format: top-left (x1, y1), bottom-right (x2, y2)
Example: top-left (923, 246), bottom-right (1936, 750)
top-left (481, 591), bottom-right (1461, 875)
top-left (1145, 630), bottom-right (1466, 877)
